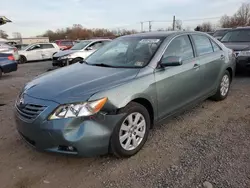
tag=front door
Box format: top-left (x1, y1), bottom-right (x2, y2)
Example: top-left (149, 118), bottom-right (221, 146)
top-left (26, 44), bottom-right (43, 61)
top-left (155, 35), bottom-right (203, 120)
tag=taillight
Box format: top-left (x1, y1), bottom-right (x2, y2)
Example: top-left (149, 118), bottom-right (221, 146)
top-left (8, 55), bottom-right (15, 60)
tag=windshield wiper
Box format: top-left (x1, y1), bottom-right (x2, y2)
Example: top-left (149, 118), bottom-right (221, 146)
top-left (89, 63), bottom-right (115, 67)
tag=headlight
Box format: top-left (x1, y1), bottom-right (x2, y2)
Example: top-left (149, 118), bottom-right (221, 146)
top-left (59, 55), bottom-right (70, 60)
top-left (48, 97), bottom-right (107, 120)
top-left (239, 50), bottom-right (250, 56)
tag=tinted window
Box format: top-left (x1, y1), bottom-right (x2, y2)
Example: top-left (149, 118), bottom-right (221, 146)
top-left (192, 35), bottom-right (213, 56)
top-left (41, 44), bottom-right (54, 49)
top-left (61, 41), bottom-right (73, 46)
top-left (163, 35), bottom-right (194, 61)
top-left (221, 30), bottom-right (250, 42)
top-left (211, 40), bottom-right (221, 52)
top-left (213, 30), bottom-right (229, 37)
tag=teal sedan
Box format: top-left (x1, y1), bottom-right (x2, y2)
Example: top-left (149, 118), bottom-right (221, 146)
top-left (15, 31), bottom-right (235, 158)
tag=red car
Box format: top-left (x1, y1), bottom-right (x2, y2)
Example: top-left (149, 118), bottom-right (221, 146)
top-left (55, 40), bottom-right (74, 50)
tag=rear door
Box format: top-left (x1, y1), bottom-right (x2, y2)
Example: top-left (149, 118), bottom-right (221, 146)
top-left (190, 34), bottom-right (224, 95)
top-left (155, 35), bottom-right (203, 119)
top-left (40, 44), bottom-right (56, 59)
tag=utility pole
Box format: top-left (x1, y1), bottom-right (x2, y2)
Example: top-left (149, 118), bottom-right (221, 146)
top-left (173, 16), bottom-right (176, 31)
top-left (148, 21), bottom-right (152, 32)
top-left (140, 22), bottom-right (144, 32)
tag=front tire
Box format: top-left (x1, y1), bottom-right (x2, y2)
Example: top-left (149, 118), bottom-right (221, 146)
top-left (70, 58), bottom-right (83, 65)
top-left (211, 70), bottom-right (231, 101)
top-left (110, 102), bottom-right (150, 158)
top-left (19, 55), bottom-right (27, 64)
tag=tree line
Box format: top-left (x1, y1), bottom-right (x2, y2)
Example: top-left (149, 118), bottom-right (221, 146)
top-left (1, 3), bottom-right (249, 40)
top-left (195, 3), bottom-right (250, 32)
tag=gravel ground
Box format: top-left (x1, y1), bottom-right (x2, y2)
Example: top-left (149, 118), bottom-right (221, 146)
top-left (0, 61), bottom-right (250, 188)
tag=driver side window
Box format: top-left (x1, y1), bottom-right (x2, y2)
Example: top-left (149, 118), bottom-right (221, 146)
top-left (28, 45), bottom-right (41, 51)
top-left (163, 35), bottom-right (194, 62)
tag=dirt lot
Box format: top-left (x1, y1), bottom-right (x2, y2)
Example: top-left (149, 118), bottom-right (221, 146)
top-left (0, 61), bottom-right (250, 188)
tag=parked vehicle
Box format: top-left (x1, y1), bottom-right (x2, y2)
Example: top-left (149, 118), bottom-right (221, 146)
top-left (0, 53), bottom-right (18, 78)
top-left (55, 40), bottom-right (74, 50)
top-left (14, 44), bottom-right (29, 50)
top-left (0, 42), bottom-right (20, 60)
top-left (15, 31), bottom-right (235, 158)
top-left (52, 39), bottom-right (111, 67)
top-left (220, 27), bottom-right (250, 72)
top-left (206, 32), bottom-right (214, 36)
top-left (18, 43), bottom-right (60, 63)
top-left (213, 28), bottom-right (232, 40)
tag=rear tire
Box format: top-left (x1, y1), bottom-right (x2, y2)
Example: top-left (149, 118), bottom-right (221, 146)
top-left (19, 55), bottom-right (27, 64)
top-left (211, 70), bottom-right (231, 101)
top-left (110, 102), bottom-right (150, 158)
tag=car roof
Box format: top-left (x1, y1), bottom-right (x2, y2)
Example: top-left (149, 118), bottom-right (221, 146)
top-left (119, 31), bottom-right (210, 38)
top-left (231, 27), bottom-right (250, 30)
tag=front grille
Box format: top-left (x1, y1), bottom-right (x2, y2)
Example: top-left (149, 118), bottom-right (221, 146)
top-left (53, 57), bottom-right (59, 61)
top-left (16, 103), bottom-right (47, 121)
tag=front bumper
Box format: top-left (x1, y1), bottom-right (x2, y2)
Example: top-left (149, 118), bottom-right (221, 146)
top-left (0, 60), bottom-right (18, 73)
top-left (52, 58), bottom-right (72, 67)
top-left (15, 94), bottom-right (123, 157)
top-left (236, 56), bottom-right (250, 70)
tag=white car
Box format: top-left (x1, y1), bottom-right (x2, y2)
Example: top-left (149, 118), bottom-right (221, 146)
top-left (52, 39), bottom-right (111, 67)
top-left (19, 43), bottom-right (60, 63)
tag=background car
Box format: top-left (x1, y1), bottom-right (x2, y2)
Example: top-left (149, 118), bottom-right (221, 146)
top-left (0, 42), bottom-right (20, 60)
top-left (14, 44), bottom-right (29, 50)
top-left (15, 31), bottom-right (235, 158)
top-left (213, 28), bottom-right (232, 40)
top-left (55, 40), bottom-right (75, 50)
top-left (18, 43), bottom-right (60, 64)
top-left (220, 27), bottom-right (250, 72)
top-left (0, 52), bottom-right (18, 78)
top-left (52, 39), bottom-right (111, 67)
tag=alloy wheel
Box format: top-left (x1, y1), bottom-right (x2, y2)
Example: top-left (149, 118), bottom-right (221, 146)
top-left (119, 112), bottom-right (146, 151)
top-left (220, 74), bottom-right (230, 97)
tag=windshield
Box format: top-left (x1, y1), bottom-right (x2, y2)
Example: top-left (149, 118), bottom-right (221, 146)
top-left (85, 37), bottom-right (164, 68)
top-left (71, 40), bottom-right (91, 50)
top-left (213, 30), bottom-right (229, 37)
top-left (221, 30), bottom-right (250, 42)
top-left (23, 44), bottom-right (33, 51)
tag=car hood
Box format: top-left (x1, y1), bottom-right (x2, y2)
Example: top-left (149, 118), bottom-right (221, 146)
top-left (53, 49), bottom-right (79, 57)
top-left (23, 63), bottom-right (140, 104)
top-left (222, 42), bottom-right (250, 51)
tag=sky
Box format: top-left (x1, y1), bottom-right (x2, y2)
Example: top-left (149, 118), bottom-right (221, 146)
top-left (0, 0), bottom-right (247, 37)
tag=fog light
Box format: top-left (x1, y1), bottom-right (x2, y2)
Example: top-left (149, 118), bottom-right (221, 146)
top-left (58, 145), bottom-right (77, 152)
top-left (68, 146), bottom-right (74, 151)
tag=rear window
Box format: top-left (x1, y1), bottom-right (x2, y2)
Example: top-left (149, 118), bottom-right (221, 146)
top-left (221, 29), bottom-right (250, 42)
top-left (192, 35), bottom-right (213, 56)
top-left (41, 44), bottom-right (54, 49)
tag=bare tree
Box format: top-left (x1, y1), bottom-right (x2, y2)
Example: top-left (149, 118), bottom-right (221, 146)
top-left (194, 22), bottom-right (213, 32)
top-left (220, 3), bottom-right (250, 28)
top-left (0, 30), bottom-right (8, 39)
top-left (175, 20), bottom-right (182, 30)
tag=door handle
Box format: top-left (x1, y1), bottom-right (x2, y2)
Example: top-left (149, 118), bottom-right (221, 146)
top-left (193, 64), bottom-right (200, 69)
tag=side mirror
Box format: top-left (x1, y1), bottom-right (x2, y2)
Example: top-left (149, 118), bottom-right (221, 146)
top-left (86, 46), bottom-right (93, 51)
top-left (161, 56), bottom-right (183, 67)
